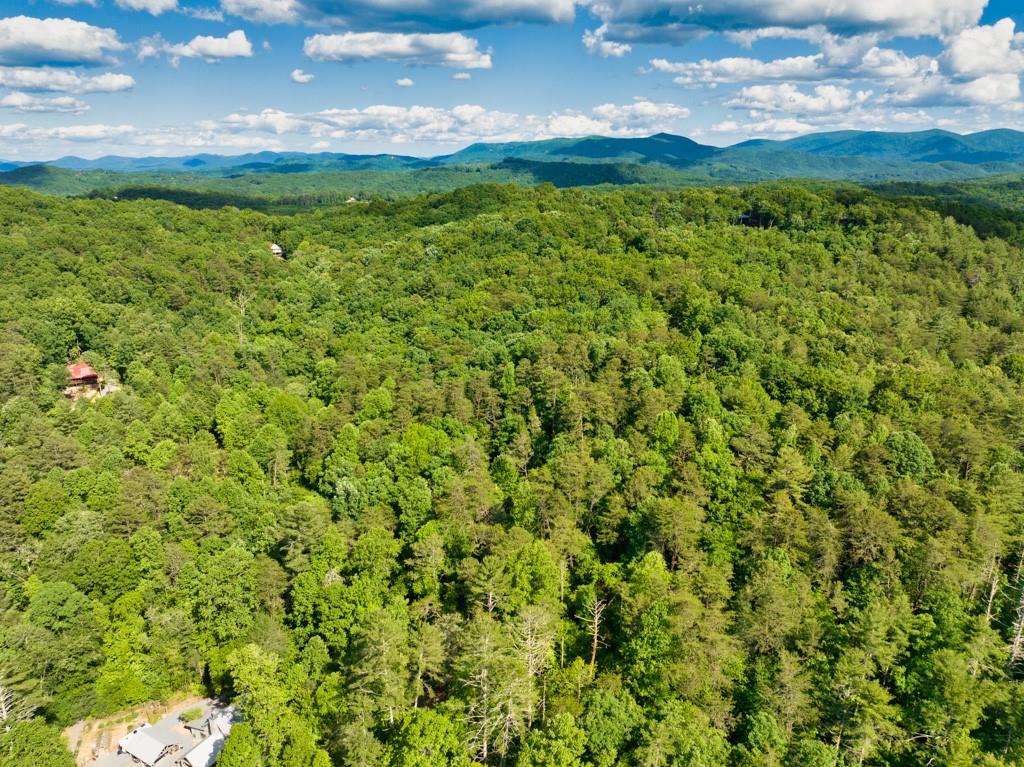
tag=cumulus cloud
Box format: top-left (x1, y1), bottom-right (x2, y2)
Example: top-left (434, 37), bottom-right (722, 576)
top-left (221, 0), bottom-right (299, 24)
top-left (452, 71), bottom-right (471, 80)
top-left (650, 54), bottom-right (825, 86)
top-left (0, 97), bottom-right (692, 158)
top-left (115, 0), bottom-right (178, 14)
top-left (944, 18), bottom-right (1024, 78)
top-left (884, 71), bottom-right (1021, 107)
top-left (0, 91), bottom-right (89, 113)
top-left (304, 32), bottom-right (491, 69)
top-left (0, 67), bottom-right (134, 93)
top-left (582, 25), bottom-right (631, 57)
top-left (592, 99), bottom-right (690, 125)
top-left (290, 68), bottom-right (314, 83)
top-left (588, 0), bottom-right (986, 50)
top-left (222, 0), bottom-right (574, 30)
top-left (0, 16), bottom-right (124, 66)
top-left (182, 6), bottom-right (226, 20)
top-left (726, 83), bottom-right (871, 112)
top-left (396, 77), bottom-right (414, 87)
top-left (858, 47), bottom-right (937, 79)
top-left (0, 123), bottom-right (135, 142)
top-left (140, 30), bottom-right (253, 65)
top-left (712, 116), bottom-right (815, 136)
top-left (0, 121), bottom-right (290, 155)
top-left (216, 99), bottom-right (688, 144)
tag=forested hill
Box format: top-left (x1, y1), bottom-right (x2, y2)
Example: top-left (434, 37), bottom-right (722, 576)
top-left (2, 182), bottom-right (1024, 767)
top-left (7, 129), bottom-right (1024, 201)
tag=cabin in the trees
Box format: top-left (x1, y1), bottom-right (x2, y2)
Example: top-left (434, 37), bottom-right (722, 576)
top-left (270, 243), bottom-right (284, 258)
top-left (64, 361), bottom-right (120, 402)
top-left (64, 361), bottom-right (101, 400)
top-left (118, 726), bottom-right (179, 766)
top-left (68, 361), bottom-right (99, 388)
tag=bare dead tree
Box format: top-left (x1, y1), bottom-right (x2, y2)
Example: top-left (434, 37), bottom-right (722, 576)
top-left (577, 593), bottom-right (609, 678)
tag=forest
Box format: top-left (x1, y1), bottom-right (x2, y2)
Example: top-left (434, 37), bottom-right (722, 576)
top-left (1, 180), bottom-right (1023, 767)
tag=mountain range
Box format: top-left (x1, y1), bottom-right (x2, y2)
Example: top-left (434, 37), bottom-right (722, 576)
top-left (5, 129), bottom-right (1024, 196)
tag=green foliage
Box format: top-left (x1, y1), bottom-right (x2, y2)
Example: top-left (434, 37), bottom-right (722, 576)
top-left (0, 182), bottom-right (1022, 766)
top-left (0, 719), bottom-right (75, 767)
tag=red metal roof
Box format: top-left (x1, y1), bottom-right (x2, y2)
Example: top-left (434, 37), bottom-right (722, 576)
top-left (67, 362), bottom-right (98, 380)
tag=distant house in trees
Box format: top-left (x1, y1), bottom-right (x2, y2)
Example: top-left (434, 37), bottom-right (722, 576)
top-left (64, 361), bottom-right (101, 400)
top-left (67, 361), bottom-right (99, 388)
top-left (63, 360), bottom-right (120, 401)
top-left (270, 243), bottom-right (284, 258)
top-left (118, 726), bottom-right (179, 766)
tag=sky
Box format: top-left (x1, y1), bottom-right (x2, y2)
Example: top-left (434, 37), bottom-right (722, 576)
top-left (0, 0), bottom-right (1023, 159)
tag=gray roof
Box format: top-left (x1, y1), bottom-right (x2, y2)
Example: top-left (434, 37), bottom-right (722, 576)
top-left (177, 735), bottom-right (224, 767)
top-left (119, 727), bottom-right (169, 766)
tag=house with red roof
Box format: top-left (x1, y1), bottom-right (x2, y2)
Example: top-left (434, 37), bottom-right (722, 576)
top-left (64, 361), bottom-right (104, 400)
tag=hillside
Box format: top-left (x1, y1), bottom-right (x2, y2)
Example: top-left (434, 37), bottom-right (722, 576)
top-left (1, 182), bottom-right (1023, 766)
top-left (8, 130), bottom-right (1024, 204)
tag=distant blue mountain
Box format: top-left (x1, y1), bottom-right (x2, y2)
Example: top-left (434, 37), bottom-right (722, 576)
top-left (20, 151), bottom-right (430, 173)
top-left (5, 129), bottom-right (1024, 183)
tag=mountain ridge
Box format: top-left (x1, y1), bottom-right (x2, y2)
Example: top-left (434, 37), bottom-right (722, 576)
top-left (4, 129), bottom-right (1023, 173)
top-left (6, 129), bottom-right (1024, 190)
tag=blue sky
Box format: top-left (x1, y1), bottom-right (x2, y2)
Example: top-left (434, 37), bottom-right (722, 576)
top-left (0, 0), bottom-right (1022, 158)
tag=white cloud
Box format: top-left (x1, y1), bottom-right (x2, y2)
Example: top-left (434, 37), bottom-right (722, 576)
top-left (0, 91), bottom-right (677, 159)
top-left (0, 16), bottom-right (124, 66)
top-left (582, 25), bottom-right (632, 57)
top-left (396, 77), bottom-right (414, 87)
top-left (220, 0), bottom-right (300, 23)
top-left (590, 0), bottom-right (986, 49)
top-left (290, 68), bottom-right (314, 83)
top-left (944, 18), bottom-right (1024, 78)
top-left (222, 0), bottom-right (574, 30)
top-left (115, 0), bottom-right (178, 14)
top-left (0, 67), bottom-right (134, 93)
top-left (879, 67), bottom-right (1021, 107)
top-left (452, 71), bottom-right (471, 80)
top-left (650, 54), bottom-right (825, 85)
top-left (724, 25), bottom-right (828, 48)
top-left (0, 121), bottom-right (289, 154)
top-left (182, 6), bottom-right (226, 20)
top-left (591, 99), bottom-right (690, 125)
top-left (858, 46), bottom-right (937, 79)
top-left (0, 91), bottom-right (88, 113)
top-left (0, 123), bottom-right (135, 142)
top-left (304, 32), bottom-right (491, 69)
top-left (957, 73), bottom-right (1022, 104)
top-left (140, 30), bottom-right (253, 65)
top-left (711, 102), bottom-right (1007, 139)
top-left (208, 98), bottom-right (689, 144)
top-left (726, 83), bottom-right (871, 112)
top-left (712, 116), bottom-right (815, 137)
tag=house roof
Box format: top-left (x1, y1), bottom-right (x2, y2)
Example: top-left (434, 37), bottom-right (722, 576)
top-left (179, 730), bottom-right (227, 767)
top-left (119, 726), bottom-right (168, 766)
top-left (209, 712), bottom-right (234, 737)
top-left (67, 362), bottom-right (98, 380)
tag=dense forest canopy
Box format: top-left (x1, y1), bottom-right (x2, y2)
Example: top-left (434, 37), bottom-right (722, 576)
top-left (1, 181), bottom-right (1024, 767)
